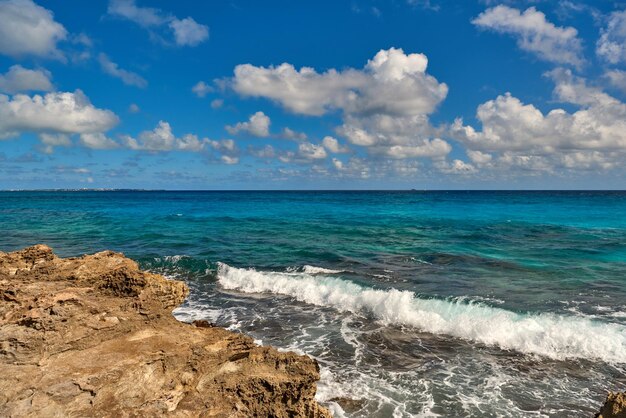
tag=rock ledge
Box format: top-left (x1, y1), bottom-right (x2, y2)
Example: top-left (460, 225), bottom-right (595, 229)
top-left (0, 245), bottom-right (331, 417)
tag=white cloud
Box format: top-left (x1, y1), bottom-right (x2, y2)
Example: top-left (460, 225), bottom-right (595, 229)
top-left (79, 133), bottom-right (119, 150)
top-left (231, 47), bottom-right (446, 117)
top-left (325, 157), bottom-right (435, 180)
top-left (597, 10), bottom-right (626, 64)
top-left (435, 159), bottom-right (477, 174)
top-left (123, 121), bottom-right (208, 152)
top-left (336, 113), bottom-right (448, 157)
top-left (472, 5), bottom-right (584, 67)
top-left (98, 53), bottom-right (147, 88)
top-left (221, 155), bottom-right (239, 164)
top-left (169, 17), bottom-right (208, 46)
top-left (0, 65), bottom-right (53, 94)
top-left (250, 144), bottom-right (276, 158)
top-left (119, 122), bottom-right (240, 166)
top-left (0, 0), bottom-right (67, 59)
top-left (39, 132), bottom-right (71, 146)
top-left (210, 99), bottom-right (223, 109)
top-left (372, 139), bottom-right (451, 159)
top-left (107, 0), bottom-right (208, 47)
top-left (191, 81), bottom-right (213, 98)
top-left (451, 69), bottom-right (626, 172)
top-left (128, 103), bottom-right (140, 113)
top-left (225, 111), bottom-right (270, 137)
top-left (298, 142), bottom-right (327, 160)
top-left (232, 62), bottom-right (364, 116)
top-left (281, 127), bottom-right (307, 141)
top-left (467, 149), bottom-right (493, 165)
top-left (605, 69), bottom-right (626, 95)
top-left (322, 136), bottom-right (349, 153)
top-left (107, 0), bottom-right (167, 27)
top-left (209, 139), bottom-right (240, 164)
top-left (230, 48), bottom-right (450, 160)
top-left (72, 33), bottom-right (93, 48)
top-left (209, 138), bottom-right (236, 153)
top-left (0, 90), bottom-right (119, 141)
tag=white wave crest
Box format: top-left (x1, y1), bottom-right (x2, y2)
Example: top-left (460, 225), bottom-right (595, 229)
top-left (216, 262), bottom-right (626, 364)
top-left (155, 255), bottom-right (188, 263)
top-left (302, 265), bottom-right (343, 274)
top-left (285, 265), bottom-right (343, 274)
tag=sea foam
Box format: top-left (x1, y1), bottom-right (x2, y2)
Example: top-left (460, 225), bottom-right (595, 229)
top-left (217, 262), bottom-right (626, 364)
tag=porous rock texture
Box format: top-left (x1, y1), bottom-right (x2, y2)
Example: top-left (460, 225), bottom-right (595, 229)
top-left (596, 392), bottom-right (626, 418)
top-left (0, 245), bottom-right (331, 417)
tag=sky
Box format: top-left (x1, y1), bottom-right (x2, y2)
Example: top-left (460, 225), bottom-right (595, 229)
top-left (0, 0), bottom-right (625, 190)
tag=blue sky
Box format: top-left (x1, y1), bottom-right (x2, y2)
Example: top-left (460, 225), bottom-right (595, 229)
top-left (0, 0), bottom-right (625, 189)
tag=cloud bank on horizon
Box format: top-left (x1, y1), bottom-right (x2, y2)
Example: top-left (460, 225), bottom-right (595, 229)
top-left (0, 0), bottom-right (625, 189)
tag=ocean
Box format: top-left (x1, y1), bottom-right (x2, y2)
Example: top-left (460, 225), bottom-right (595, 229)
top-left (1, 190), bottom-right (625, 417)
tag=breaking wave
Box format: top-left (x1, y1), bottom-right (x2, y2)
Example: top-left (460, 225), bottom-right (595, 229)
top-left (216, 262), bottom-right (626, 364)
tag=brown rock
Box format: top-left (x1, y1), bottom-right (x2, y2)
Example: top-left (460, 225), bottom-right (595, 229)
top-left (0, 245), bottom-right (331, 417)
top-left (596, 392), bottom-right (626, 418)
top-left (329, 397), bottom-right (366, 413)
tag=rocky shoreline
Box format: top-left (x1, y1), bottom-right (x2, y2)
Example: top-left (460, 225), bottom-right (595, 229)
top-left (0, 245), bottom-right (331, 417)
top-left (0, 245), bottom-right (623, 417)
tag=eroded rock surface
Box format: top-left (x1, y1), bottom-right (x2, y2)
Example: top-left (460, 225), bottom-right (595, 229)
top-left (0, 245), bottom-right (331, 417)
top-left (596, 392), bottom-right (626, 418)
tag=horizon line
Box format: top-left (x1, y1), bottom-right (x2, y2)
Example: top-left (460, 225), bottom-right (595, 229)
top-left (2, 188), bottom-right (626, 192)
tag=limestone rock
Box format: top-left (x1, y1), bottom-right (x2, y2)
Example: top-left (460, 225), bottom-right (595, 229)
top-left (596, 392), bottom-right (626, 418)
top-left (0, 245), bottom-right (331, 417)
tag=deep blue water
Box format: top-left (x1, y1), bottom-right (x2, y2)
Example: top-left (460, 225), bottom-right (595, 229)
top-left (1, 191), bottom-right (625, 417)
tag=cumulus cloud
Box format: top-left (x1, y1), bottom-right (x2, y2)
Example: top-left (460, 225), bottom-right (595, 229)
top-left (472, 5), bottom-right (584, 67)
top-left (210, 99), bottom-right (223, 109)
top-left (107, 0), bottom-right (208, 47)
top-left (98, 53), bottom-right (147, 88)
top-left (322, 136), bottom-right (349, 153)
top-left (120, 122), bottom-right (238, 165)
top-left (0, 90), bottom-right (119, 143)
top-left (191, 81), bottom-right (213, 98)
top-left (79, 133), bottom-right (119, 150)
top-left (298, 142), bottom-right (327, 160)
top-left (230, 47), bottom-right (451, 160)
top-left (209, 138), bottom-right (236, 153)
top-left (225, 111), bottom-right (270, 137)
top-left (122, 121), bottom-right (207, 152)
top-left (169, 17), bottom-right (208, 46)
top-left (451, 69), bottom-right (626, 172)
top-left (231, 47), bottom-right (446, 117)
top-left (0, 65), bottom-right (53, 94)
top-left (0, 0), bottom-right (67, 59)
top-left (128, 103), bottom-right (140, 113)
top-left (372, 139), bottom-right (451, 159)
top-left (281, 127), bottom-right (307, 141)
top-left (597, 10), bottom-right (626, 64)
top-left (467, 149), bottom-right (493, 165)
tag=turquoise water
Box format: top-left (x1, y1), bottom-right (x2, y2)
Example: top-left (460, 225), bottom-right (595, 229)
top-left (1, 191), bottom-right (626, 416)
